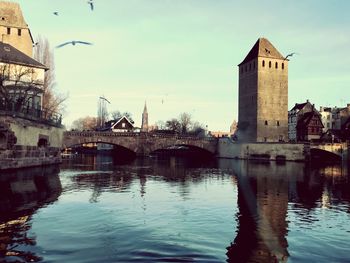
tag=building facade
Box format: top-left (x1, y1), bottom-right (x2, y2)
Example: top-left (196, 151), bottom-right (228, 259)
top-left (0, 1), bottom-right (34, 57)
top-left (238, 38), bottom-right (288, 142)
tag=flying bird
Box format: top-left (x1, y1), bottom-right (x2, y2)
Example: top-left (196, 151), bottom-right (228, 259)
top-left (53, 12), bottom-right (59, 16)
top-left (55, 41), bottom-right (93, 48)
top-left (87, 0), bottom-right (94, 11)
top-left (284, 52), bottom-right (299, 60)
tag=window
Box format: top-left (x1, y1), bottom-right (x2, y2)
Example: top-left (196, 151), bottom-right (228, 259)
top-left (122, 123), bottom-right (126, 128)
top-left (269, 61), bottom-right (271, 68)
top-left (262, 60), bottom-right (265, 67)
top-left (264, 137), bottom-right (267, 142)
top-left (265, 120), bottom-right (268, 125)
top-left (17, 28), bottom-right (21, 36)
top-left (7, 27), bottom-right (10, 34)
top-left (277, 121), bottom-right (280, 126)
top-left (282, 63), bottom-right (284, 70)
top-left (275, 62), bottom-right (278, 69)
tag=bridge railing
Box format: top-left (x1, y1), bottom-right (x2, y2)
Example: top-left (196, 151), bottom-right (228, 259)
top-left (64, 131), bottom-right (218, 141)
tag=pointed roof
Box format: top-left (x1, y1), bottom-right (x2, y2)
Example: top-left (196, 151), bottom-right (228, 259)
top-left (238, 38), bottom-right (285, 66)
top-left (143, 101), bottom-right (148, 114)
top-left (296, 111), bottom-right (324, 128)
top-left (0, 1), bottom-right (28, 28)
top-left (0, 42), bottom-right (47, 69)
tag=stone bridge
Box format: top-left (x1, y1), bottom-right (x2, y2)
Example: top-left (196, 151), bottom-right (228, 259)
top-left (309, 142), bottom-right (348, 160)
top-left (62, 131), bottom-right (218, 156)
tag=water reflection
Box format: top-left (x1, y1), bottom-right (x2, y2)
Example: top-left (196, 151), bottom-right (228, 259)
top-left (0, 166), bottom-right (62, 262)
top-left (222, 160), bottom-right (350, 262)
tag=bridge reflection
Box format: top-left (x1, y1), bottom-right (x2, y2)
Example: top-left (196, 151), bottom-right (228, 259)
top-left (0, 166), bottom-right (62, 262)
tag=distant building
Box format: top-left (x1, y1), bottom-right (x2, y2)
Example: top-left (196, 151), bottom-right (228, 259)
top-left (319, 103), bottom-right (350, 141)
top-left (102, 116), bottom-right (134, 132)
top-left (210, 131), bottom-right (230, 138)
top-left (296, 111), bottom-right (323, 141)
top-left (288, 100), bottom-right (323, 142)
top-left (230, 120), bottom-right (237, 135)
top-left (141, 102), bottom-right (148, 132)
top-left (319, 104), bottom-right (350, 131)
top-left (0, 1), bottom-right (34, 57)
top-left (237, 38), bottom-right (288, 142)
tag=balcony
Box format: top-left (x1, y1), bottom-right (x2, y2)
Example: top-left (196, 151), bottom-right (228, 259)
top-left (0, 102), bottom-right (62, 127)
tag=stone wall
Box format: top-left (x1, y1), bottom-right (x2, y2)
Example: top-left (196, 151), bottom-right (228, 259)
top-left (217, 137), bottom-right (305, 161)
top-left (2, 116), bottom-right (64, 148)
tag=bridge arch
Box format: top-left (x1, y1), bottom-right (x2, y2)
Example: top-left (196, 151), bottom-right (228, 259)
top-left (310, 148), bottom-right (341, 162)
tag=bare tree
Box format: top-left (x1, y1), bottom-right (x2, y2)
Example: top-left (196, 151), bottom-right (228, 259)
top-left (165, 118), bottom-right (181, 133)
top-left (34, 36), bottom-right (67, 117)
top-left (0, 61), bottom-right (42, 112)
top-left (179, 112), bottom-right (192, 134)
top-left (71, 116), bottom-right (97, 131)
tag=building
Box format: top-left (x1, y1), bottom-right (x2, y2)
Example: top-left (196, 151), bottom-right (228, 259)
top-left (288, 100), bottom-right (323, 142)
top-left (296, 111), bottom-right (323, 141)
top-left (0, 1), bottom-right (34, 57)
top-left (238, 38), bottom-right (288, 142)
top-left (319, 104), bottom-right (350, 131)
top-left (141, 102), bottom-right (148, 132)
top-left (0, 42), bottom-right (47, 112)
top-left (0, 1), bottom-right (63, 170)
top-left (288, 100), bottom-right (314, 141)
top-left (103, 116), bottom-right (134, 132)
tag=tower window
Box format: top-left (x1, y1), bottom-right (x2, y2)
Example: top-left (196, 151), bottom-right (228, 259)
top-left (18, 29), bottom-right (21, 36)
top-left (262, 60), bottom-right (265, 67)
top-left (277, 121), bottom-right (280, 126)
top-left (265, 120), bottom-right (268, 125)
top-left (7, 27), bottom-right (10, 34)
top-left (275, 62), bottom-right (278, 69)
top-left (282, 63), bottom-right (284, 70)
top-left (269, 61), bottom-right (271, 68)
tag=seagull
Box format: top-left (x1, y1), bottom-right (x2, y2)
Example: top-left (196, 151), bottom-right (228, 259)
top-left (284, 52), bottom-right (299, 60)
top-left (55, 41), bottom-right (93, 48)
top-left (87, 0), bottom-right (94, 11)
top-left (53, 12), bottom-right (59, 16)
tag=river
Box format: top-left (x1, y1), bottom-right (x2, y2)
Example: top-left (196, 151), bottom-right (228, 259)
top-left (1, 154), bottom-right (349, 262)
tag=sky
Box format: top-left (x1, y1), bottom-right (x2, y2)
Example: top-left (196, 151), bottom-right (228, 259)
top-left (12, 0), bottom-right (350, 131)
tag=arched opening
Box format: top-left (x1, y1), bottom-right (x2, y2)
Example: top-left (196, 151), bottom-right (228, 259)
top-left (38, 138), bottom-right (48, 148)
top-left (0, 132), bottom-right (6, 149)
top-left (65, 142), bottom-right (136, 165)
top-left (275, 62), bottom-right (278, 69)
top-left (310, 148), bottom-right (341, 163)
top-left (269, 61), bottom-right (272, 68)
top-left (151, 144), bottom-right (214, 164)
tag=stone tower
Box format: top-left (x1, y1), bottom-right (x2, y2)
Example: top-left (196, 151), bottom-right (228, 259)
top-left (238, 38), bottom-right (288, 142)
top-left (0, 1), bottom-right (34, 57)
top-left (141, 101), bottom-right (148, 132)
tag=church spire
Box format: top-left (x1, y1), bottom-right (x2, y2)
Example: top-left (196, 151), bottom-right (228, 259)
top-left (141, 101), bottom-right (148, 132)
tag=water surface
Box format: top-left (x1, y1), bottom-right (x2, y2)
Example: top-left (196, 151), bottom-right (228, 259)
top-left (0, 155), bottom-right (349, 262)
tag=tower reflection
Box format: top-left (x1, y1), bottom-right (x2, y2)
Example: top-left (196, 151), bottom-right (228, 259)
top-left (0, 166), bottom-right (62, 262)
